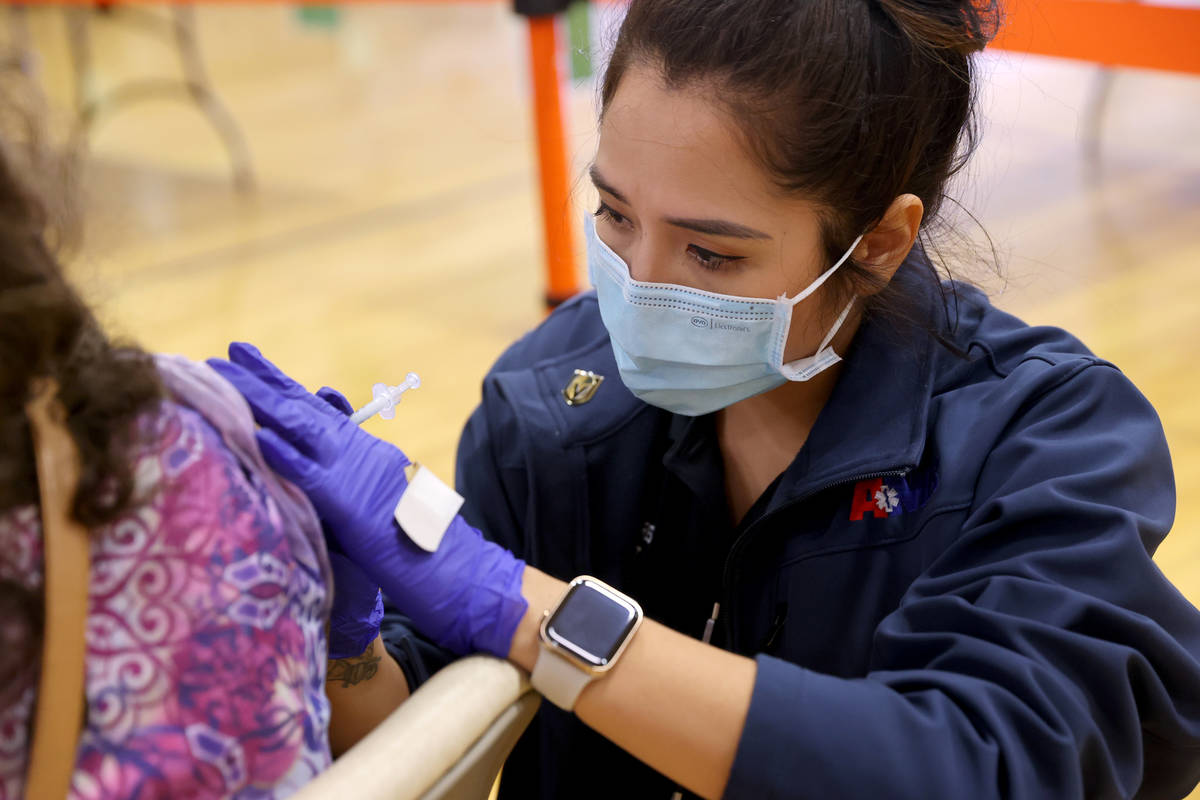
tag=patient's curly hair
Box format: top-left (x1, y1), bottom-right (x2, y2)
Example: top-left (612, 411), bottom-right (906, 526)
top-left (0, 88), bottom-right (163, 709)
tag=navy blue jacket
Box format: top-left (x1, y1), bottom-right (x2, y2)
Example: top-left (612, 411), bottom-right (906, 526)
top-left (387, 275), bottom-right (1200, 799)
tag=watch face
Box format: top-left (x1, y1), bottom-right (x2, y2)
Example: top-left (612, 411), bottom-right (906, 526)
top-left (545, 579), bottom-right (640, 669)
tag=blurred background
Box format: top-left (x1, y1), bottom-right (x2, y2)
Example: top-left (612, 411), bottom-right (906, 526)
top-left (4, 2), bottom-right (1198, 599)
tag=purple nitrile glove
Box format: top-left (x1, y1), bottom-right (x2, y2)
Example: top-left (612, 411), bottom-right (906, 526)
top-left (207, 343), bottom-right (528, 658)
top-left (328, 549), bottom-right (385, 659)
top-left (313, 385), bottom-right (385, 660)
top-left (315, 385), bottom-right (354, 417)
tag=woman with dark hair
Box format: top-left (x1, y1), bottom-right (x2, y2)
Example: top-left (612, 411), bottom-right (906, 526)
top-left (0, 121), bottom-right (378, 794)
top-left (213, 0), bottom-right (1200, 797)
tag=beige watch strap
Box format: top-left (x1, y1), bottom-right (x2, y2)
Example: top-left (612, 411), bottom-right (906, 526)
top-left (530, 646), bottom-right (594, 712)
top-left (25, 379), bottom-right (90, 800)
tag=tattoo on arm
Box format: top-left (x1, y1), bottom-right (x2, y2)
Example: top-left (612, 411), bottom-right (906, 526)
top-left (327, 640), bottom-right (382, 688)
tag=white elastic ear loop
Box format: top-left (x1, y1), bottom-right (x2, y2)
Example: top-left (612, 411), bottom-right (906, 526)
top-left (816, 296), bottom-right (857, 352)
top-left (778, 296), bottom-right (857, 378)
top-left (779, 234), bottom-right (865, 307)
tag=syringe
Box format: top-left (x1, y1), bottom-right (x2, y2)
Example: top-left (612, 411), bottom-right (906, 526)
top-left (350, 372), bottom-right (421, 425)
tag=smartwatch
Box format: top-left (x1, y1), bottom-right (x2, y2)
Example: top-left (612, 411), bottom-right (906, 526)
top-left (530, 576), bottom-right (644, 711)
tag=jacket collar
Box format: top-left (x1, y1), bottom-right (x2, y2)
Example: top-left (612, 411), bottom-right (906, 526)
top-left (769, 299), bottom-right (937, 508)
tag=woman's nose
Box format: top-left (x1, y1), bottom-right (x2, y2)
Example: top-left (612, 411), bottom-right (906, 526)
top-left (625, 254), bottom-right (648, 282)
top-left (622, 239), bottom-right (667, 283)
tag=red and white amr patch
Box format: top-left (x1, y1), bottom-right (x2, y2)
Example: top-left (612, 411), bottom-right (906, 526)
top-left (848, 469), bottom-right (939, 522)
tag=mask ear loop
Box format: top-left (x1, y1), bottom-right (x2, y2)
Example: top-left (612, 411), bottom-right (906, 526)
top-left (778, 296), bottom-right (858, 377)
top-left (777, 233), bottom-right (865, 306)
top-left (773, 233), bottom-right (864, 371)
top-left (813, 296), bottom-right (857, 353)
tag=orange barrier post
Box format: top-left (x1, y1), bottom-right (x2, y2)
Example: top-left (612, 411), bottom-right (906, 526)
top-left (990, 0), bottom-right (1200, 76)
top-left (527, 14), bottom-right (582, 309)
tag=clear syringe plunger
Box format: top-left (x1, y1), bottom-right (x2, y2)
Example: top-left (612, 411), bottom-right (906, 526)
top-left (350, 372), bottom-right (421, 425)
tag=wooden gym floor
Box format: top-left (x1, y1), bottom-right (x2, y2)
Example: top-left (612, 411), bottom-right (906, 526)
top-left (13, 0), bottom-right (1200, 752)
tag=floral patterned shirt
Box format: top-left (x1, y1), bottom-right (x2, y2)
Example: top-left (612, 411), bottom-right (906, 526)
top-left (0, 357), bottom-right (332, 798)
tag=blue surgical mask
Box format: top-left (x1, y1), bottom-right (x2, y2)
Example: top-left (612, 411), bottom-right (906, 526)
top-left (586, 215), bottom-right (862, 417)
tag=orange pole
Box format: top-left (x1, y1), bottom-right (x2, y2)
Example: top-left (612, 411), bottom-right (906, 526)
top-left (527, 14), bottom-right (581, 308)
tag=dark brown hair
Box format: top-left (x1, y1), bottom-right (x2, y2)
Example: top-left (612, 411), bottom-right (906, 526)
top-left (0, 115), bottom-right (163, 708)
top-left (601, 0), bottom-right (1000, 333)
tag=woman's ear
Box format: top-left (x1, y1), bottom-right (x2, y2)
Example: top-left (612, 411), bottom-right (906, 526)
top-left (852, 194), bottom-right (924, 294)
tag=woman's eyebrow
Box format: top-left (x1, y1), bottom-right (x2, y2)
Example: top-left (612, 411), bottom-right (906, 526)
top-left (589, 165), bottom-right (772, 241)
top-left (589, 165), bottom-right (630, 204)
top-left (663, 216), bottom-right (771, 241)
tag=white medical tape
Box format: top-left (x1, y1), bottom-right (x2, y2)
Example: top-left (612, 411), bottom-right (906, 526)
top-left (393, 464), bottom-right (464, 552)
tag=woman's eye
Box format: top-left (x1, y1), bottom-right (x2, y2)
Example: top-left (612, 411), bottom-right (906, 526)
top-left (594, 202), bottom-right (632, 229)
top-left (686, 244), bottom-right (744, 271)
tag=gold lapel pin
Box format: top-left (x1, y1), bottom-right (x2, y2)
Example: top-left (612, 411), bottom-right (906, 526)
top-left (562, 369), bottom-right (605, 406)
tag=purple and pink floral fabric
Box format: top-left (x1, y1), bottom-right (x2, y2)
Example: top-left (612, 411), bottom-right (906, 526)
top-left (0, 356), bottom-right (333, 798)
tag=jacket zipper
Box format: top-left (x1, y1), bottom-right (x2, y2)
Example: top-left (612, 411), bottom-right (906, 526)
top-left (719, 467), bottom-right (911, 652)
top-left (670, 461), bottom-right (904, 800)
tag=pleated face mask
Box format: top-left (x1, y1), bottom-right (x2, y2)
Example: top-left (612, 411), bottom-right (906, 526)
top-left (586, 215), bottom-right (862, 416)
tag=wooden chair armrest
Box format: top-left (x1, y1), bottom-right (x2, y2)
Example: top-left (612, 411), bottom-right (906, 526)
top-left (295, 656), bottom-right (540, 800)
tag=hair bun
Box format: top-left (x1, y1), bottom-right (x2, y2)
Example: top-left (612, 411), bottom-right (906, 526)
top-left (872, 0), bottom-right (1002, 56)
